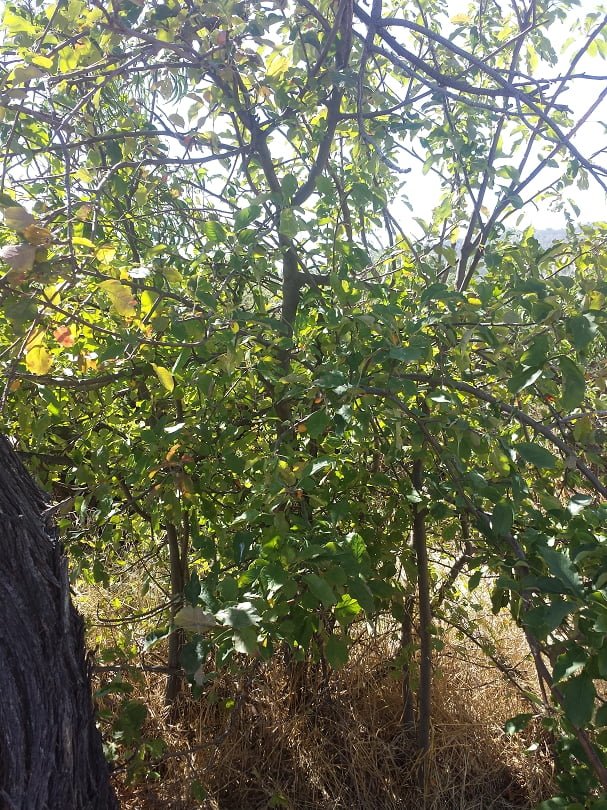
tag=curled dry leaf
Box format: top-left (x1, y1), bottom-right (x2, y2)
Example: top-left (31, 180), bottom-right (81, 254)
top-left (174, 605), bottom-right (217, 633)
top-left (22, 224), bottom-right (52, 246)
top-left (3, 205), bottom-right (35, 231)
top-left (0, 243), bottom-right (37, 281)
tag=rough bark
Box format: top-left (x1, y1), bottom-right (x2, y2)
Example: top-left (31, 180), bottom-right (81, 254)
top-left (0, 435), bottom-right (117, 810)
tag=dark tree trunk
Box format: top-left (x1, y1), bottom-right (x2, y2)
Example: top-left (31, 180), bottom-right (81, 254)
top-left (0, 436), bottom-right (118, 809)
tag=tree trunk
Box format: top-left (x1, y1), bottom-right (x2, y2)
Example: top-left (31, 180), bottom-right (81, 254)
top-left (0, 436), bottom-right (117, 809)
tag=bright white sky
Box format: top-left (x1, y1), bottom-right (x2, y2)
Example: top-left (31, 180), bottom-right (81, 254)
top-left (405, 0), bottom-right (607, 231)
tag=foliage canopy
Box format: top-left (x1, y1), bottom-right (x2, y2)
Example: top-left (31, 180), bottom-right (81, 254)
top-left (1, 0), bottom-right (607, 805)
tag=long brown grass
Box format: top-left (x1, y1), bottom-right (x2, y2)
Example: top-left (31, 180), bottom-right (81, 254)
top-left (84, 588), bottom-right (554, 810)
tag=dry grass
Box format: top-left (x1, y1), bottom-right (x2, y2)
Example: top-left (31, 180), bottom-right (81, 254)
top-left (84, 589), bottom-right (555, 810)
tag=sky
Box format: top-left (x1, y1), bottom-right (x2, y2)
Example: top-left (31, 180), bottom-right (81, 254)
top-left (398, 0), bottom-right (607, 232)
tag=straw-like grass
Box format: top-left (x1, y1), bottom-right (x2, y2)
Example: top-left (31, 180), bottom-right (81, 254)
top-left (87, 596), bottom-right (554, 810)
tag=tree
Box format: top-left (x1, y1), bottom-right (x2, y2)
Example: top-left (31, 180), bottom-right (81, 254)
top-left (0, 436), bottom-right (117, 808)
top-left (1, 0), bottom-right (607, 804)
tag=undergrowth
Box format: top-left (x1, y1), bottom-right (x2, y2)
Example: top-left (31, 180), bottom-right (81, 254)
top-left (81, 583), bottom-right (555, 810)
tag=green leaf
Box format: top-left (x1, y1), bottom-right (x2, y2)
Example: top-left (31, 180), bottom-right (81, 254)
top-left (314, 370), bottom-right (349, 391)
top-left (388, 345), bottom-right (426, 363)
top-left (217, 601), bottom-right (260, 629)
top-left (507, 366), bottom-right (542, 395)
top-left (520, 334), bottom-right (549, 368)
top-left (235, 204), bottom-right (261, 230)
top-left (348, 577), bottom-right (375, 613)
top-left (279, 208), bottom-right (298, 238)
top-left (334, 594), bottom-right (362, 626)
top-left (523, 599), bottom-right (573, 639)
top-left (538, 547), bottom-right (583, 597)
top-left (595, 704), bottom-right (607, 727)
top-left (233, 625), bottom-right (258, 655)
top-left (303, 573), bottom-right (337, 607)
top-left (180, 639), bottom-right (210, 674)
top-left (566, 314), bottom-right (597, 351)
top-left (202, 220), bottom-right (227, 244)
top-left (325, 635), bottom-right (348, 669)
top-left (280, 173), bottom-right (298, 202)
top-left (114, 700), bottom-right (148, 744)
top-left (468, 569), bottom-right (482, 591)
top-left (184, 571), bottom-right (201, 604)
top-left (553, 647), bottom-right (587, 682)
top-left (516, 442), bottom-right (558, 469)
top-left (504, 713), bottom-right (533, 735)
top-left (304, 409), bottom-right (330, 439)
top-left (0, 191), bottom-right (17, 207)
top-left (346, 532), bottom-right (366, 561)
top-left (266, 51), bottom-right (290, 78)
top-left (560, 674), bottom-right (596, 727)
top-left (492, 500), bottom-right (513, 536)
top-left (559, 356), bottom-right (585, 411)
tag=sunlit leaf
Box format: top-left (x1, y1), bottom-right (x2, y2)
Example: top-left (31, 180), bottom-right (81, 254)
top-left (151, 364), bottom-right (175, 392)
top-left (100, 279), bottom-right (137, 318)
top-left (25, 345), bottom-right (52, 375)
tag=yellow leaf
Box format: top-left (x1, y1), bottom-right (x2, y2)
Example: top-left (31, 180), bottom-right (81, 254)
top-left (100, 279), bottom-right (137, 318)
top-left (152, 363), bottom-right (175, 392)
top-left (25, 345), bottom-right (52, 375)
top-left (43, 284), bottom-right (62, 304)
top-left (74, 204), bottom-right (93, 221)
top-left (25, 328), bottom-right (44, 351)
top-left (72, 235), bottom-right (96, 248)
top-left (95, 244), bottom-right (116, 263)
top-left (266, 51), bottom-right (290, 78)
top-left (164, 267), bottom-right (182, 283)
top-left (30, 54), bottom-right (54, 69)
top-left (140, 289), bottom-right (159, 316)
top-left (230, 321), bottom-right (240, 333)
